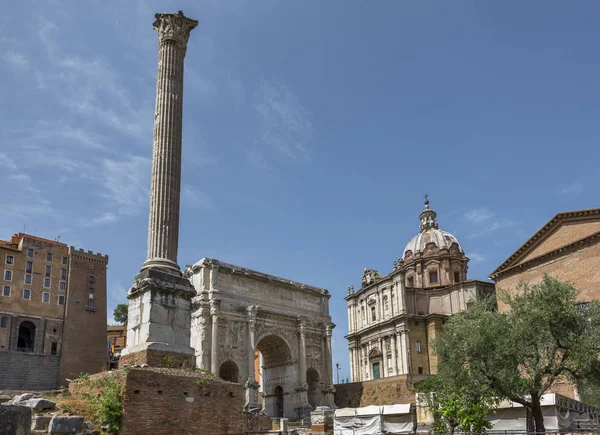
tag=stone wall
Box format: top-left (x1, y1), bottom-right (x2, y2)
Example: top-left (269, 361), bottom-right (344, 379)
top-left (334, 375), bottom-right (425, 408)
top-left (70, 368), bottom-right (271, 435)
top-left (0, 352), bottom-right (60, 390)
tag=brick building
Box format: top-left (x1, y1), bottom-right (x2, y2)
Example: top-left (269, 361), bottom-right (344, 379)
top-left (0, 233), bottom-right (108, 389)
top-left (489, 208), bottom-right (600, 310)
top-left (489, 207), bottom-right (600, 398)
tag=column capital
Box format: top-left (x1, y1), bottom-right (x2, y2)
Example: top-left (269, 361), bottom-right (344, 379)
top-left (210, 298), bottom-right (221, 316)
top-left (246, 305), bottom-right (259, 324)
top-left (153, 11), bottom-right (198, 54)
top-left (325, 322), bottom-right (336, 337)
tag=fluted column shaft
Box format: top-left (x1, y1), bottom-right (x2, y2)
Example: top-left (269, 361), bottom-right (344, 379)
top-left (143, 12), bottom-right (197, 273)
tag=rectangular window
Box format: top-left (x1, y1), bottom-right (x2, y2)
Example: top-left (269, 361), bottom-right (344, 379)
top-left (407, 277), bottom-right (414, 287)
top-left (60, 268), bottom-right (67, 280)
top-left (416, 340), bottom-right (422, 353)
top-left (44, 277), bottom-right (51, 288)
top-left (418, 367), bottom-right (423, 375)
top-left (371, 306), bottom-right (376, 321)
top-left (24, 274), bottom-right (32, 284)
top-left (26, 261), bottom-right (33, 273)
top-left (27, 248), bottom-right (34, 257)
top-left (87, 298), bottom-right (94, 309)
top-left (0, 316), bottom-right (6, 328)
top-left (42, 292), bottom-right (50, 303)
top-left (62, 256), bottom-right (68, 265)
top-left (51, 342), bottom-right (58, 355)
top-left (45, 265), bottom-right (52, 276)
top-left (454, 271), bottom-right (460, 283)
top-left (59, 281), bottom-right (66, 291)
top-left (4, 270), bottom-right (12, 281)
top-left (3, 286), bottom-right (11, 297)
top-left (89, 287), bottom-right (94, 295)
top-left (89, 275), bottom-right (95, 284)
top-left (46, 252), bottom-right (53, 262)
top-left (429, 271), bottom-right (438, 284)
top-left (5, 255), bottom-right (14, 265)
top-left (58, 295), bottom-right (65, 305)
top-left (23, 289), bottom-right (31, 300)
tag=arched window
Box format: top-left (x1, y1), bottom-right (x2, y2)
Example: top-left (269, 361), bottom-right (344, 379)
top-left (219, 360), bottom-right (239, 383)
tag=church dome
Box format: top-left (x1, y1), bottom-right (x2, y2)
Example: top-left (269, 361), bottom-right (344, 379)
top-left (403, 198), bottom-right (462, 258)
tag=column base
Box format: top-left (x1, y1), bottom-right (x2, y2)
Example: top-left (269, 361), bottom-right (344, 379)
top-left (122, 267), bottom-right (197, 368)
top-left (120, 342), bottom-right (195, 369)
top-left (322, 384), bottom-right (337, 409)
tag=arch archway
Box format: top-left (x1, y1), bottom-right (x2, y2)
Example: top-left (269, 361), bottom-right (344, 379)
top-left (307, 368), bottom-right (320, 409)
top-left (256, 334), bottom-right (293, 418)
top-left (18, 321), bottom-right (35, 352)
top-left (219, 360), bottom-right (239, 383)
top-left (274, 386), bottom-right (284, 418)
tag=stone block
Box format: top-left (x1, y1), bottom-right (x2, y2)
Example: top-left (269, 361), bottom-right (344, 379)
top-left (48, 415), bottom-right (85, 434)
top-left (9, 393), bottom-right (36, 404)
top-left (31, 415), bottom-right (52, 430)
top-left (24, 398), bottom-right (56, 410)
top-left (0, 405), bottom-right (32, 435)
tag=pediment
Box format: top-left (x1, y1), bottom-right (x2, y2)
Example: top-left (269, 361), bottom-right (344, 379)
top-left (490, 209), bottom-right (600, 279)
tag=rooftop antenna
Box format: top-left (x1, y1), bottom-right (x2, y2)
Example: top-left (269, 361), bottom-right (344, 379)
top-left (56, 234), bottom-right (61, 242)
top-left (23, 224), bottom-right (27, 233)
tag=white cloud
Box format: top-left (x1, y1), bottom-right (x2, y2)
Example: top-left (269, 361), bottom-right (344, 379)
top-left (79, 212), bottom-right (119, 227)
top-left (38, 17), bottom-right (58, 54)
top-left (254, 80), bottom-right (313, 161)
top-left (558, 181), bottom-right (585, 196)
top-left (468, 252), bottom-right (486, 263)
top-left (3, 51), bottom-right (29, 70)
top-left (464, 207), bottom-right (493, 223)
top-left (0, 153), bottom-right (17, 171)
top-left (182, 185), bottom-right (214, 210)
top-left (462, 207), bottom-right (517, 239)
top-left (101, 155), bottom-right (151, 216)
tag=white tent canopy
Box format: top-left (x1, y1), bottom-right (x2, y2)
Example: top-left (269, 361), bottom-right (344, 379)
top-left (334, 404), bottom-right (415, 435)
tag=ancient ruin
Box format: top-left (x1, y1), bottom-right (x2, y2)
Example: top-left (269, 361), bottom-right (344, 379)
top-left (186, 258), bottom-right (335, 419)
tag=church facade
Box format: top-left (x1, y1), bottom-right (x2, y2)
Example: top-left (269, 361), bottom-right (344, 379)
top-left (345, 200), bottom-right (495, 382)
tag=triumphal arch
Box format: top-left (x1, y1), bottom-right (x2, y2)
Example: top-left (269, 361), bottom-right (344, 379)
top-left (185, 258), bottom-right (335, 419)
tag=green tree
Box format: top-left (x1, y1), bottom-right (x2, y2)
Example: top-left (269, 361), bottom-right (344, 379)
top-left (113, 304), bottom-right (128, 325)
top-left (415, 375), bottom-right (497, 435)
top-left (434, 275), bottom-right (600, 433)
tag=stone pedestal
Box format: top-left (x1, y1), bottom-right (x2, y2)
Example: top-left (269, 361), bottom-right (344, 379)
top-left (121, 268), bottom-right (196, 368)
top-left (416, 392), bottom-right (435, 435)
top-left (310, 406), bottom-right (334, 434)
top-left (322, 384), bottom-right (337, 409)
top-left (243, 378), bottom-right (261, 414)
top-left (294, 382), bottom-right (313, 420)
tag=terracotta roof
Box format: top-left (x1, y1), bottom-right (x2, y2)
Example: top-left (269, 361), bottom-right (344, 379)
top-left (489, 208), bottom-right (600, 280)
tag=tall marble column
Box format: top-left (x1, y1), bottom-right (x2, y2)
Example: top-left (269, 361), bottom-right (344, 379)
top-left (142, 10), bottom-right (197, 273)
top-left (122, 11), bottom-right (198, 368)
top-left (295, 317), bottom-right (312, 418)
top-left (210, 299), bottom-right (221, 374)
top-left (244, 305), bottom-right (261, 413)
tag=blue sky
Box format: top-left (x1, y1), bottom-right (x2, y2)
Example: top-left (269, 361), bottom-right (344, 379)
top-left (1, 1), bottom-right (599, 382)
